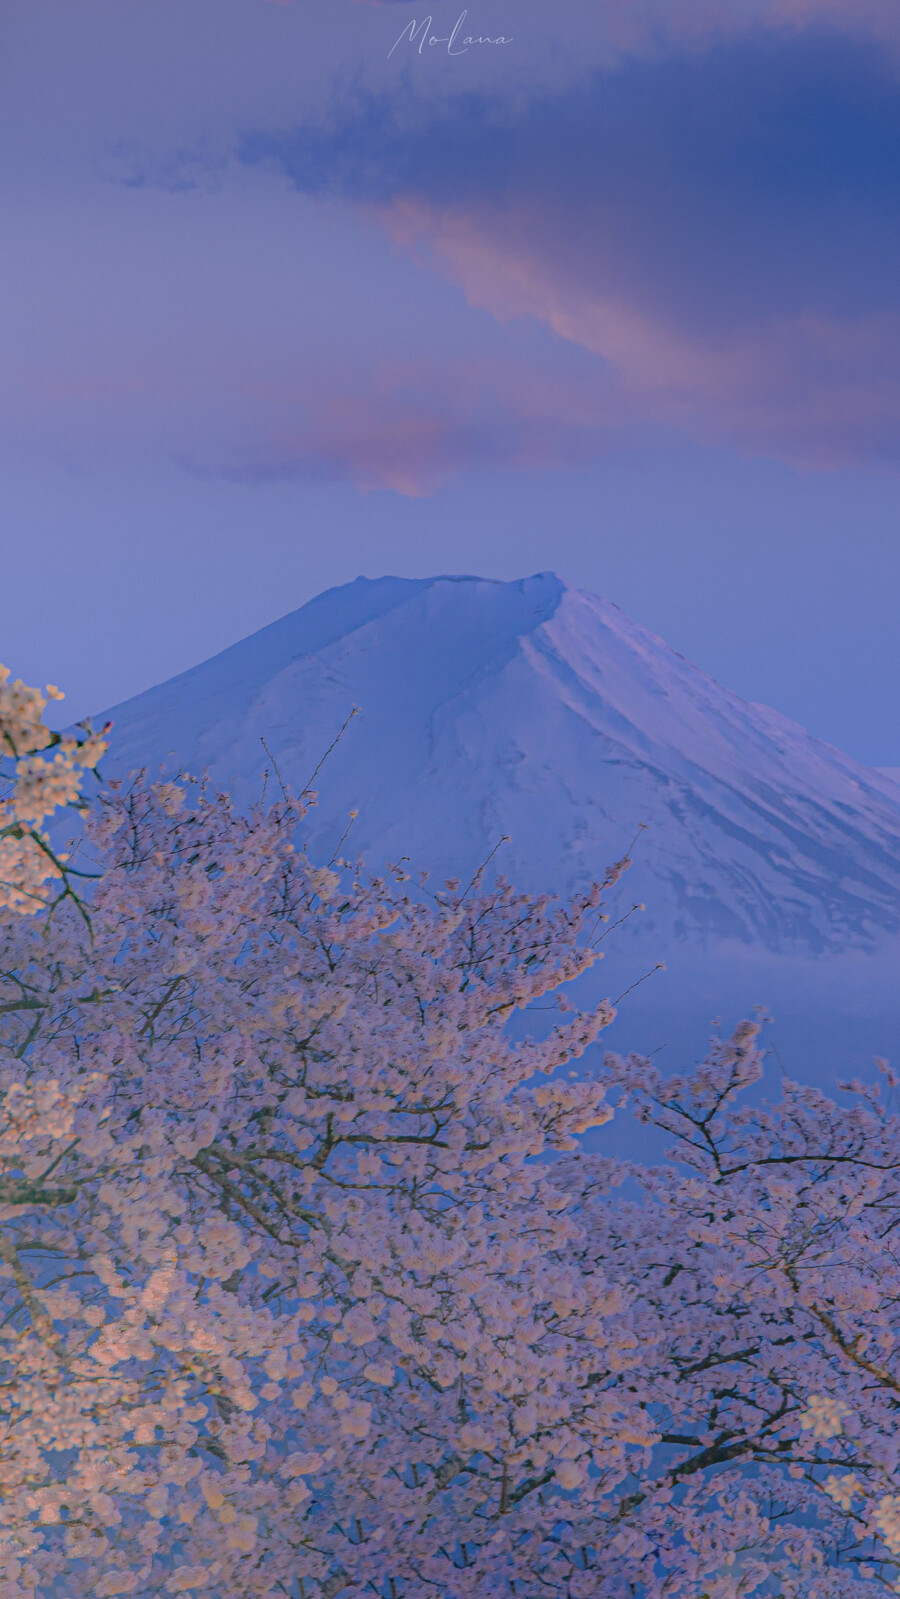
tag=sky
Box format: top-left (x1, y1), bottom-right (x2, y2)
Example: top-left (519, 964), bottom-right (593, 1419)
top-left (3, 0), bottom-right (900, 764)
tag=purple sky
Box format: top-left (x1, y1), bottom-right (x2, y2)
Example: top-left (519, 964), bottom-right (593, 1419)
top-left (4, 0), bottom-right (900, 765)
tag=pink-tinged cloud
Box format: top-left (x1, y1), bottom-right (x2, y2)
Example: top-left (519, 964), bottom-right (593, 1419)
top-left (1, 350), bottom-right (635, 496)
top-left (194, 360), bottom-right (635, 494)
top-left (378, 199), bottom-right (900, 470)
top-left (598, 0), bottom-right (900, 60)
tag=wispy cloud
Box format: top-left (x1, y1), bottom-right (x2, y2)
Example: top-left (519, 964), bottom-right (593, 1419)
top-left (184, 359), bottom-right (635, 494)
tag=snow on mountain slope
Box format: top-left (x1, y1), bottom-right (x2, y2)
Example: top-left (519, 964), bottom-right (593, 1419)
top-left (99, 572), bottom-right (900, 963)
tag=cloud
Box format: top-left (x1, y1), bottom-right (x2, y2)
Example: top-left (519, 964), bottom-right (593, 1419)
top-left (585, 0), bottom-right (900, 62)
top-left (185, 359), bottom-right (635, 494)
top-left (343, 0), bottom-right (900, 57)
top-left (239, 28), bottom-right (900, 469)
top-left (3, 342), bottom-right (636, 496)
top-left (377, 205), bottom-right (900, 470)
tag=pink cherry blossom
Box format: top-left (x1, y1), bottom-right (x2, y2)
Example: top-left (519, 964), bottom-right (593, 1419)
top-left (1, 677), bottom-right (899, 1594)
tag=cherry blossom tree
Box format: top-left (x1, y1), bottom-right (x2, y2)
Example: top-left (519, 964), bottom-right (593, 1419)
top-left (2, 670), bottom-right (900, 1597)
top-left (0, 666), bottom-right (107, 914)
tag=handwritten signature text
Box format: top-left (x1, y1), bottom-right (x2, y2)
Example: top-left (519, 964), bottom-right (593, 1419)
top-left (389, 11), bottom-right (513, 59)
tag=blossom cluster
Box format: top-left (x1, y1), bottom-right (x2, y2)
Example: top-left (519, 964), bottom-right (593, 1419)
top-left (0, 752), bottom-right (898, 1592)
top-left (0, 666), bottom-right (107, 914)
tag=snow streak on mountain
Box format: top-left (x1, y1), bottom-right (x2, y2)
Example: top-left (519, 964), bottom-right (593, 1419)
top-left (100, 573), bottom-right (900, 959)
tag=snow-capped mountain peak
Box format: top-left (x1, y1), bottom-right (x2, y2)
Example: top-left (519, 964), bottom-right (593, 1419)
top-left (100, 572), bottom-right (900, 957)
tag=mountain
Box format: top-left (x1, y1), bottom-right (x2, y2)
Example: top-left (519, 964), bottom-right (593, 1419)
top-left (96, 573), bottom-right (900, 1094)
top-left (99, 572), bottom-right (900, 953)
